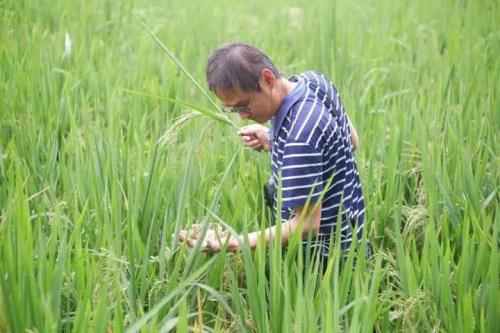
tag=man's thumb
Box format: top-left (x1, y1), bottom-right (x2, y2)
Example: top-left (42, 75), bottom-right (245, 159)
top-left (238, 128), bottom-right (251, 136)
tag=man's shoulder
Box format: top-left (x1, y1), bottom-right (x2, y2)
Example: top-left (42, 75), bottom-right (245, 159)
top-left (294, 70), bottom-right (326, 81)
top-left (281, 71), bottom-right (341, 145)
top-left (294, 70), bottom-right (334, 88)
top-left (285, 107), bottom-right (329, 151)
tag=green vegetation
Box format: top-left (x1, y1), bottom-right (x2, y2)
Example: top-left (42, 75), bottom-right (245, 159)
top-left (0, 0), bottom-right (498, 331)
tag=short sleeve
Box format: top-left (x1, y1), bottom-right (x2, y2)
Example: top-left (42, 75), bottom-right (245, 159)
top-left (278, 140), bottom-right (323, 209)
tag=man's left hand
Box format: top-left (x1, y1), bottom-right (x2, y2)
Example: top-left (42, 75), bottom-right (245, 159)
top-left (179, 228), bottom-right (240, 253)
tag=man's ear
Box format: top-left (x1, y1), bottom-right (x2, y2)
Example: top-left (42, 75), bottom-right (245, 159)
top-left (260, 68), bottom-right (276, 89)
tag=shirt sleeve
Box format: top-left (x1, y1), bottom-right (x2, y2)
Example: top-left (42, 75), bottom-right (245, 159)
top-left (278, 140), bottom-right (323, 210)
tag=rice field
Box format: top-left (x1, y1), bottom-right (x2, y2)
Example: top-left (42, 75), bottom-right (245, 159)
top-left (0, 0), bottom-right (498, 332)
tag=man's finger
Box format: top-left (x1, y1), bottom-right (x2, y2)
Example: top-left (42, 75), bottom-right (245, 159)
top-left (242, 134), bottom-right (257, 143)
top-left (239, 128), bottom-right (258, 137)
top-left (207, 240), bottom-right (221, 252)
top-left (238, 129), bottom-right (250, 136)
top-left (189, 235), bottom-right (210, 248)
top-left (247, 139), bottom-right (260, 147)
top-left (186, 235), bottom-right (199, 246)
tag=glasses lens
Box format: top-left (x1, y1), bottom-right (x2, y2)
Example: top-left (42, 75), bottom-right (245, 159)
top-left (223, 91), bottom-right (255, 113)
top-left (234, 105), bottom-right (248, 113)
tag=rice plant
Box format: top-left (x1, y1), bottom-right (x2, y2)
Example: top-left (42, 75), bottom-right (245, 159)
top-left (0, 0), bottom-right (498, 332)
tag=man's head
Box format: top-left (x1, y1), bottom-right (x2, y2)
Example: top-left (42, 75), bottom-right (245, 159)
top-left (206, 42), bottom-right (285, 123)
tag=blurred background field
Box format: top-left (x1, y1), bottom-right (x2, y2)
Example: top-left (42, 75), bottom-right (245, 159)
top-left (0, 0), bottom-right (498, 332)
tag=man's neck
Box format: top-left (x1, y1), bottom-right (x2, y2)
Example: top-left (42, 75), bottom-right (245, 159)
top-left (280, 77), bottom-right (298, 96)
top-left (271, 77), bottom-right (297, 117)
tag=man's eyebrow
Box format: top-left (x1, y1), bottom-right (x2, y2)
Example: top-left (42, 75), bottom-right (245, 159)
top-left (226, 101), bottom-right (248, 108)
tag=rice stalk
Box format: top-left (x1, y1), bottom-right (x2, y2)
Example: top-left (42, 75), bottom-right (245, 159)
top-left (122, 88), bottom-right (236, 128)
top-left (136, 16), bottom-right (236, 127)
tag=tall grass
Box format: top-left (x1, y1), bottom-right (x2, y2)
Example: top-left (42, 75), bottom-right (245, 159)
top-left (0, 0), bottom-right (498, 332)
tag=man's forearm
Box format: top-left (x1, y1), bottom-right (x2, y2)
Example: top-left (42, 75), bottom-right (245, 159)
top-left (346, 115), bottom-right (359, 151)
top-left (246, 219), bottom-right (296, 248)
top-left (245, 212), bottom-right (320, 249)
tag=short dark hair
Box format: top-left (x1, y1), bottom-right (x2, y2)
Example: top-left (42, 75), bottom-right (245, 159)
top-left (206, 42), bottom-right (282, 94)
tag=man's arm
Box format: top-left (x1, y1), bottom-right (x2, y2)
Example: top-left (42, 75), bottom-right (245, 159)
top-left (349, 122), bottom-right (359, 151)
top-left (246, 203), bottom-right (322, 248)
top-left (179, 203), bottom-right (322, 252)
top-left (346, 115), bottom-right (359, 151)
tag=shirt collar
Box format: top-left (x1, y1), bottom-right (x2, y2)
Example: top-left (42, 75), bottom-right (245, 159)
top-left (269, 77), bottom-right (305, 140)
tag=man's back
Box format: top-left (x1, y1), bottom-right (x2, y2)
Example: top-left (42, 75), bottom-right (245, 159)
top-left (270, 71), bottom-right (365, 256)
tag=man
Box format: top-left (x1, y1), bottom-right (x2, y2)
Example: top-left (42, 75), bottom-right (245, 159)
top-left (179, 43), bottom-right (366, 266)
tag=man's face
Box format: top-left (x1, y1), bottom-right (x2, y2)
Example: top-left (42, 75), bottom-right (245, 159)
top-left (216, 85), bottom-right (276, 124)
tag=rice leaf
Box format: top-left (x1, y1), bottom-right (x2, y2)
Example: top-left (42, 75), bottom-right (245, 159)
top-left (122, 88), bottom-right (236, 127)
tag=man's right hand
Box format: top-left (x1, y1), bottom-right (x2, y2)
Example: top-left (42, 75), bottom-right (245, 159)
top-left (238, 124), bottom-right (270, 151)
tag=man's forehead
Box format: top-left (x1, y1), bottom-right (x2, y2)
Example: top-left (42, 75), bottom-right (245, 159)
top-left (215, 86), bottom-right (248, 105)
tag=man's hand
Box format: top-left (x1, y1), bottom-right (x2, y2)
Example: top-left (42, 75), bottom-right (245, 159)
top-left (238, 124), bottom-right (270, 151)
top-left (179, 228), bottom-right (240, 253)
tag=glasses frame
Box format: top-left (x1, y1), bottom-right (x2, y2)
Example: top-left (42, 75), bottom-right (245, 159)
top-left (221, 81), bottom-right (260, 114)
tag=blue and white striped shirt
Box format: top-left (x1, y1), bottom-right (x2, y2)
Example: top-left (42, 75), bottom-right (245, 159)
top-left (269, 71), bottom-right (365, 256)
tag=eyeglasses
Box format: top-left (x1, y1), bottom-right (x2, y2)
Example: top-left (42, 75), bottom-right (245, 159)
top-left (221, 82), bottom-right (259, 114)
